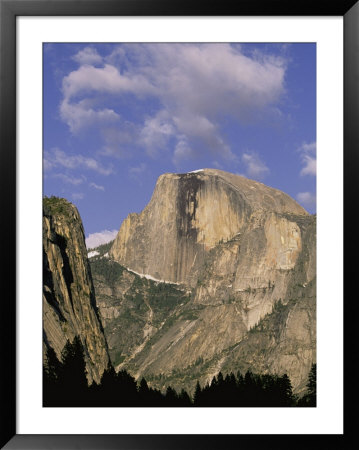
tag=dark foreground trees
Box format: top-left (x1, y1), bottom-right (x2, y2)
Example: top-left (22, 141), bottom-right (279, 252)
top-left (297, 363), bottom-right (316, 407)
top-left (43, 336), bottom-right (314, 407)
top-left (43, 336), bottom-right (88, 406)
top-left (193, 371), bottom-right (294, 407)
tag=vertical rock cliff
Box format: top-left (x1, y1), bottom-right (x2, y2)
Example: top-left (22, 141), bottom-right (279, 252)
top-left (110, 169), bottom-right (307, 286)
top-left (106, 169), bottom-right (315, 394)
top-left (43, 197), bottom-right (110, 384)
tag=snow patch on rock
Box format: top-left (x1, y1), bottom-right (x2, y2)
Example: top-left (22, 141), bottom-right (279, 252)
top-left (125, 267), bottom-right (180, 285)
top-left (88, 250), bottom-right (100, 258)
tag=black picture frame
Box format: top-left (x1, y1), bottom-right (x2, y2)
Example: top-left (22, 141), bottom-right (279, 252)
top-left (1, 0), bottom-right (357, 448)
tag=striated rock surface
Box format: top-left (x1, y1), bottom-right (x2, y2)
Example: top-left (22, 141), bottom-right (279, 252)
top-left (105, 170), bottom-right (315, 394)
top-left (131, 215), bottom-right (316, 395)
top-left (43, 197), bottom-right (110, 384)
top-left (110, 169), bottom-right (306, 286)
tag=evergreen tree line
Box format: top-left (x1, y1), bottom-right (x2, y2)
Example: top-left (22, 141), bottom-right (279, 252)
top-left (43, 336), bottom-right (316, 407)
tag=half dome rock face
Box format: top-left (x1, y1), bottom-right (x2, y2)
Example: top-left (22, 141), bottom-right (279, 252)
top-left (122, 213), bottom-right (316, 395)
top-left (110, 169), bottom-right (307, 286)
top-left (43, 197), bottom-right (110, 384)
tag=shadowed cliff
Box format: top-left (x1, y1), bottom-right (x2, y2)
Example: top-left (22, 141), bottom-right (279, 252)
top-left (43, 197), bottom-right (110, 384)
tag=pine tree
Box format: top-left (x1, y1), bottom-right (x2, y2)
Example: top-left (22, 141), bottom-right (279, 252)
top-left (297, 364), bottom-right (316, 407)
top-left (117, 370), bottom-right (138, 405)
top-left (178, 388), bottom-right (192, 407)
top-left (43, 346), bottom-right (62, 384)
top-left (98, 364), bottom-right (118, 406)
top-left (217, 372), bottom-right (224, 385)
top-left (193, 381), bottom-right (202, 406)
top-left (138, 378), bottom-right (150, 405)
top-left (165, 386), bottom-right (178, 406)
top-left (60, 336), bottom-right (88, 406)
top-left (278, 374), bottom-right (293, 406)
top-left (307, 363), bottom-right (316, 406)
top-left (43, 346), bottom-right (63, 406)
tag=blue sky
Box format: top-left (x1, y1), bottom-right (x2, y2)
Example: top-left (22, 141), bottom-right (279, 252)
top-left (43, 43), bottom-right (316, 248)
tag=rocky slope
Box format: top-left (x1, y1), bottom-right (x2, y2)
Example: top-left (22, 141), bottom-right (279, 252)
top-left (43, 197), bottom-right (110, 384)
top-left (134, 215), bottom-right (316, 395)
top-left (89, 254), bottom-right (190, 369)
top-left (106, 170), bottom-right (316, 394)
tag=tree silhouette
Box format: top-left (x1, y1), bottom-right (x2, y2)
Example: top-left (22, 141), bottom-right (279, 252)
top-left (138, 377), bottom-right (150, 405)
top-left (60, 336), bottom-right (88, 406)
top-left (277, 374), bottom-right (294, 406)
top-left (307, 363), bottom-right (316, 405)
top-left (117, 370), bottom-right (138, 405)
top-left (165, 386), bottom-right (178, 406)
top-left (43, 346), bottom-right (63, 406)
top-left (298, 363), bottom-right (316, 407)
top-left (96, 364), bottom-right (119, 406)
top-left (193, 381), bottom-right (202, 406)
top-left (178, 388), bottom-right (192, 407)
top-left (243, 371), bottom-right (258, 406)
top-left (43, 339), bottom-right (301, 407)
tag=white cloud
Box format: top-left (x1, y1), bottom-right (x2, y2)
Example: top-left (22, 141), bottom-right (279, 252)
top-left (173, 114), bottom-right (237, 162)
top-left (300, 155), bottom-right (316, 176)
top-left (125, 43), bottom-right (285, 118)
top-left (62, 63), bottom-right (155, 100)
top-left (101, 122), bottom-right (139, 158)
top-left (89, 182), bottom-right (105, 191)
top-left (212, 160), bottom-right (223, 169)
top-left (299, 141), bottom-right (316, 176)
top-left (60, 99), bottom-right (120, 133)
top-left (43, 158), bottom-right (53, 171)
top-left (139, 110), bottom-right (174, 157)
top-left (300, 142), bottom-right (316, 152)
top-left (86, 229), bottom-right (118, 249)
top-left (128, 163), bottom-right (147, 183)
top-left (72, 47), bottom-right (103, 66)
top-left (53, 173), bottom-right (85, 185)
top-left (172, 140), bottom-right (195, 168)
top-left (296, 192), bottom-right (316, 208)
top-left (60, 44), bottom-right (287, 163)
top-left (129, 163), bottom-right (146, 176)
top-left (72, 192), bottom-right (84, 201)
top-left (45, 149), bottom-right (114, 176)
top-left (242, 152), bottom-right (270, 180)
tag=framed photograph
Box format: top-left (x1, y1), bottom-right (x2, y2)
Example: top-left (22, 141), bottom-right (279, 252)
top-left (1, 0), bottom-right (356, 448)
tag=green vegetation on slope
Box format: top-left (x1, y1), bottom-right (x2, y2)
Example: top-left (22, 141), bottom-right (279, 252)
top-left (90, 258), bottom-right (125, 286)
top-left (90, 257), bottom-right (190, 367)
top-left (43, 196), bottom-right (73, 217)
top-left (88, 240), bottom-right (114, 255)
top-left (138, 293), bottom-right (314, 396)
